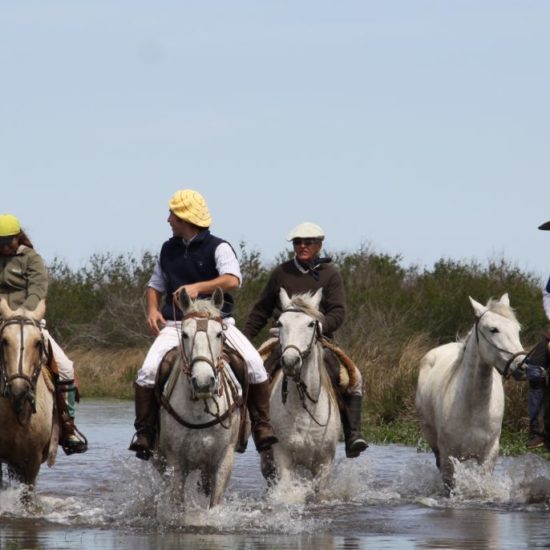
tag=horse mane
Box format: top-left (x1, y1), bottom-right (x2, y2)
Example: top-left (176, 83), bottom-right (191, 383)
top-left (285, 292), bottom-right (325, 323)
top-left (486, 298), bottom-right (520, 325)
top-left (183, 298), bottom-right (221, 318)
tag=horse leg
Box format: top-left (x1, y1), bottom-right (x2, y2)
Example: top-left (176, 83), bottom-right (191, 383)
top-left (209, 448), bottom-right (235, 508)
top-left (432, 447), bottom-right (441, 470)
top-left (260, 447), bottom-right (278, 486)
top-left (199, 469), bottom-right (211, 498)
top-left (439, 454), bottom-right (455, 496)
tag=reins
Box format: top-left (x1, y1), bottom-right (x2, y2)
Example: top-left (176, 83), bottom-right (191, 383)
top-left (474, 311), bottom-right (527, 378)
top-left (0, 315), bottom-right (49, 418)
top-left (159, 305), bottom-right (240, 430)
top-left (279, 307), bottom-right (332, 427)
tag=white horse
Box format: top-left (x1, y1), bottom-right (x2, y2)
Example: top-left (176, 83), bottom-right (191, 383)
top-left (415, 293), bottom-right (526, 490)
top-left (0, 299), bottom-right (57, 500)
top-left (261, 289), bottom-right (341, 489)
top-left (156, 288), bottom-right (242, 508)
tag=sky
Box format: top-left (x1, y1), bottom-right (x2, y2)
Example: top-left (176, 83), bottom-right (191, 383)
top-left (1, 1), bottom-right (549, 282)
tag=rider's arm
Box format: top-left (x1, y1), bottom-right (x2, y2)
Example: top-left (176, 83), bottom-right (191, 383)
top-left (243, 268), bottom-right (280, 340)
top-left (174, 242), bottom-right (241, 300)
top-left (321, 269), bottom-right (346, 336)
top-left (543, 275), bottom-right (550, 323)
top-left (23, 248), bottom-right (49, 311)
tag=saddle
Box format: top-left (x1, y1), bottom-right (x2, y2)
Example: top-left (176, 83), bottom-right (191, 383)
top-left (258, 336), bottom-right (358, 394)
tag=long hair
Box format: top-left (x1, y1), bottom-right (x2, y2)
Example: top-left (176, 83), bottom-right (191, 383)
top-left (16, 230), bottom-right (34, 249)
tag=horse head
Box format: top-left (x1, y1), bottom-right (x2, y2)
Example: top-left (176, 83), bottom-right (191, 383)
top-left (0, 298), bottom-right (48, 423)
top-left (469, 293), bottom-right (526, 377)
top-left (177, 288), bottom-right (225, 399)
top-left (276, 288), bottom-right (324, 380)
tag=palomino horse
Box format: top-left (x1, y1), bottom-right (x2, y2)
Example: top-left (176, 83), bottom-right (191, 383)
top-left (415, 293), bottom-right (526, 490)
top-left (0, 299), bottom-right (57, 496)
top-left (156, 288), bottom-right (242, 508)
top-left (261, 288), bottom-right (340, 488)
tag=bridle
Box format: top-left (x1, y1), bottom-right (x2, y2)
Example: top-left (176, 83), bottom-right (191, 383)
top-left (279, 308), bottom-right (331, 427)
top-left (178, 311), bottom-right (226, 397)
top-left (0, 315), bottom-right (48, 417)
top-left (279, 308), bottom-right (322, 366)
top-left (474, 311), bottom-right (527, 378)
top-left (159, 310), bottom-right (241, 430)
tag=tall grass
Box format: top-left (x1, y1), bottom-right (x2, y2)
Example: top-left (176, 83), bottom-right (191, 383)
top-left (48, 246), bottom-right (546, 440)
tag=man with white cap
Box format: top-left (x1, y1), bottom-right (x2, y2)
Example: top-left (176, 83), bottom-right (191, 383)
top-left (243, 222), bottom-right (368, 458)
top-left (523, 220), bottom-right (550, 449)
top-left (129, 189), bottom-right (277, 459)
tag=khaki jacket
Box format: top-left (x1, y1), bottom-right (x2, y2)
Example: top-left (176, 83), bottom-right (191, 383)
top-left (0, 245), bottom-right (48, 312)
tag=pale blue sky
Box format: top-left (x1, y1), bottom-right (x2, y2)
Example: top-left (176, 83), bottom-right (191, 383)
top-left (1, 1), bottom-right (549, 279)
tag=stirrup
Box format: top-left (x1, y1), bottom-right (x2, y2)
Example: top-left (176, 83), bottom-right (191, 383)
top-left (129, 431), bottom-right (153, 461)
top-left (61, 427), bottom-right (88, 456)
top-left (346, 437), bottom-right (368, 458)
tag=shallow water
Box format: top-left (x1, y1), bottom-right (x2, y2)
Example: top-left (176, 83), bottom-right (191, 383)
top-left (1, 400), bottom-right (550, 549)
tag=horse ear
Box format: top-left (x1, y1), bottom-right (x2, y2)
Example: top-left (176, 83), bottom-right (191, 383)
top-left (212, 287), bottom-right (224, 310)
top-left (178, 288), bottom-right (192, 312)
top-left (311, 288), bottom-right (323, 309)
top-left (279, 288), bottom-right (291, 310)
top-left (469, 296), bottom-right (487, 318)
top-left (31, 299), bottom-right (46, 321)
top-left (499, 293), bottom-right (510, 307)
top-left (0, 298), bottom-right (14, 319)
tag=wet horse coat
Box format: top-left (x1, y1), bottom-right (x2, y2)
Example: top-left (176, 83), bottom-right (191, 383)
top-left (0, 299), bottom-right (56, 492)
top-left (261, 289), bottom-right (340, 488)
top-left (156, 289), bottom-right (241, 508)
top-left (415, 294), bottom-right (526, 489)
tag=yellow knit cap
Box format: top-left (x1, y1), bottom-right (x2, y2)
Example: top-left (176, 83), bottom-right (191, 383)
top-left (169, 189), bottom-right (212, 228)
top-left (0, 214), bottom-right (21, 237)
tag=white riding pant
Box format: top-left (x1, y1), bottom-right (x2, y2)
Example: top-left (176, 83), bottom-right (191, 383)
top-left (136, 318), bottom-right (268, 388)
top-left (42, 328), bottom-right (75, 382)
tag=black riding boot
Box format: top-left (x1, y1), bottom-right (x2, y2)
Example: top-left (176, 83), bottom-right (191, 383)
top-left (55, 380), bottom-right (88, 455)
top-left (128, 383), bottom-right (158, 460)
top-left (248, 381), bottom-right (278, 452)
top-left (342, 394), bottom-right (368, 458)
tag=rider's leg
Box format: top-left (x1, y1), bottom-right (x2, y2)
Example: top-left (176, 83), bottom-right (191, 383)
top-left (224, 320), bottom-right (278, 452)
top-left (526, 362), bottom-right (547, 448)
top-left (323, 349), bottom-right (368, 458)
top-left (130, 324), bottom-right (179, 459)
top-left (45, 331), bottom-right (87, 454)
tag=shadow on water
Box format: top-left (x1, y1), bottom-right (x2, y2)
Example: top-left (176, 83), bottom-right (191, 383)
top-left (1, 400), bottom-right (550, 549)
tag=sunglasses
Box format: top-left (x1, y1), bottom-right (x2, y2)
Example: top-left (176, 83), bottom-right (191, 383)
top-left (292, 238), bottom-right (319, 247)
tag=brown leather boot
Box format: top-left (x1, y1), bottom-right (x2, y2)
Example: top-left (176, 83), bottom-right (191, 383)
top-left (342, 394), bottom-right (368, 458)
top-left (128, 383), bottom-right (158, 460)
top-left (248, 380), bottom-right (278, 452)
top-left (55, 380), bottom-right (88, 455)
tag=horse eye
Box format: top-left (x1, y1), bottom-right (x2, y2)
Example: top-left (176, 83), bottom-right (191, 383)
top-left (489, 327), bottom-right (499, 334)
top-left (216, 332), bottom-right (222, 339)
top-left (274, 320), bottom-right (282, 328)
top-left (308, 321), bottom-right (315, 328)
top-left (181, 331), bottom-right (189, 339)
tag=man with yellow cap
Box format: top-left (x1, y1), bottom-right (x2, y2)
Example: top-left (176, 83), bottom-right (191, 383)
top-left (0, 214), bottom-right (87, 454)
top-left (129, 189), bottom-right (277, 459)
top-left (522, 220), bottom-right (550, 450)
top-left (243, 222), bottom-right (368, 459)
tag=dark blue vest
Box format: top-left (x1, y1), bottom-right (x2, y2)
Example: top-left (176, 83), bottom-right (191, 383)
top-left (159, 230), bottom-right (235, 319)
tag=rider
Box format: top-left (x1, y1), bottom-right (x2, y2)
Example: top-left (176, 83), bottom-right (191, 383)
top-left (0, 214), bottom-right (87, 454)
top-left (523, 219), bottom-right (550, 449)
top-left (243, 222), bottom-right (369, 458)
top-left (129, 189), bottom-right (278, 459)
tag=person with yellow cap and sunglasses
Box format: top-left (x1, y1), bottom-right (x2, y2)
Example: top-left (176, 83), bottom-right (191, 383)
top-left (0, 214), bottom-right (87, 455)
top-left (129, 189), bottom-right (278, 459)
